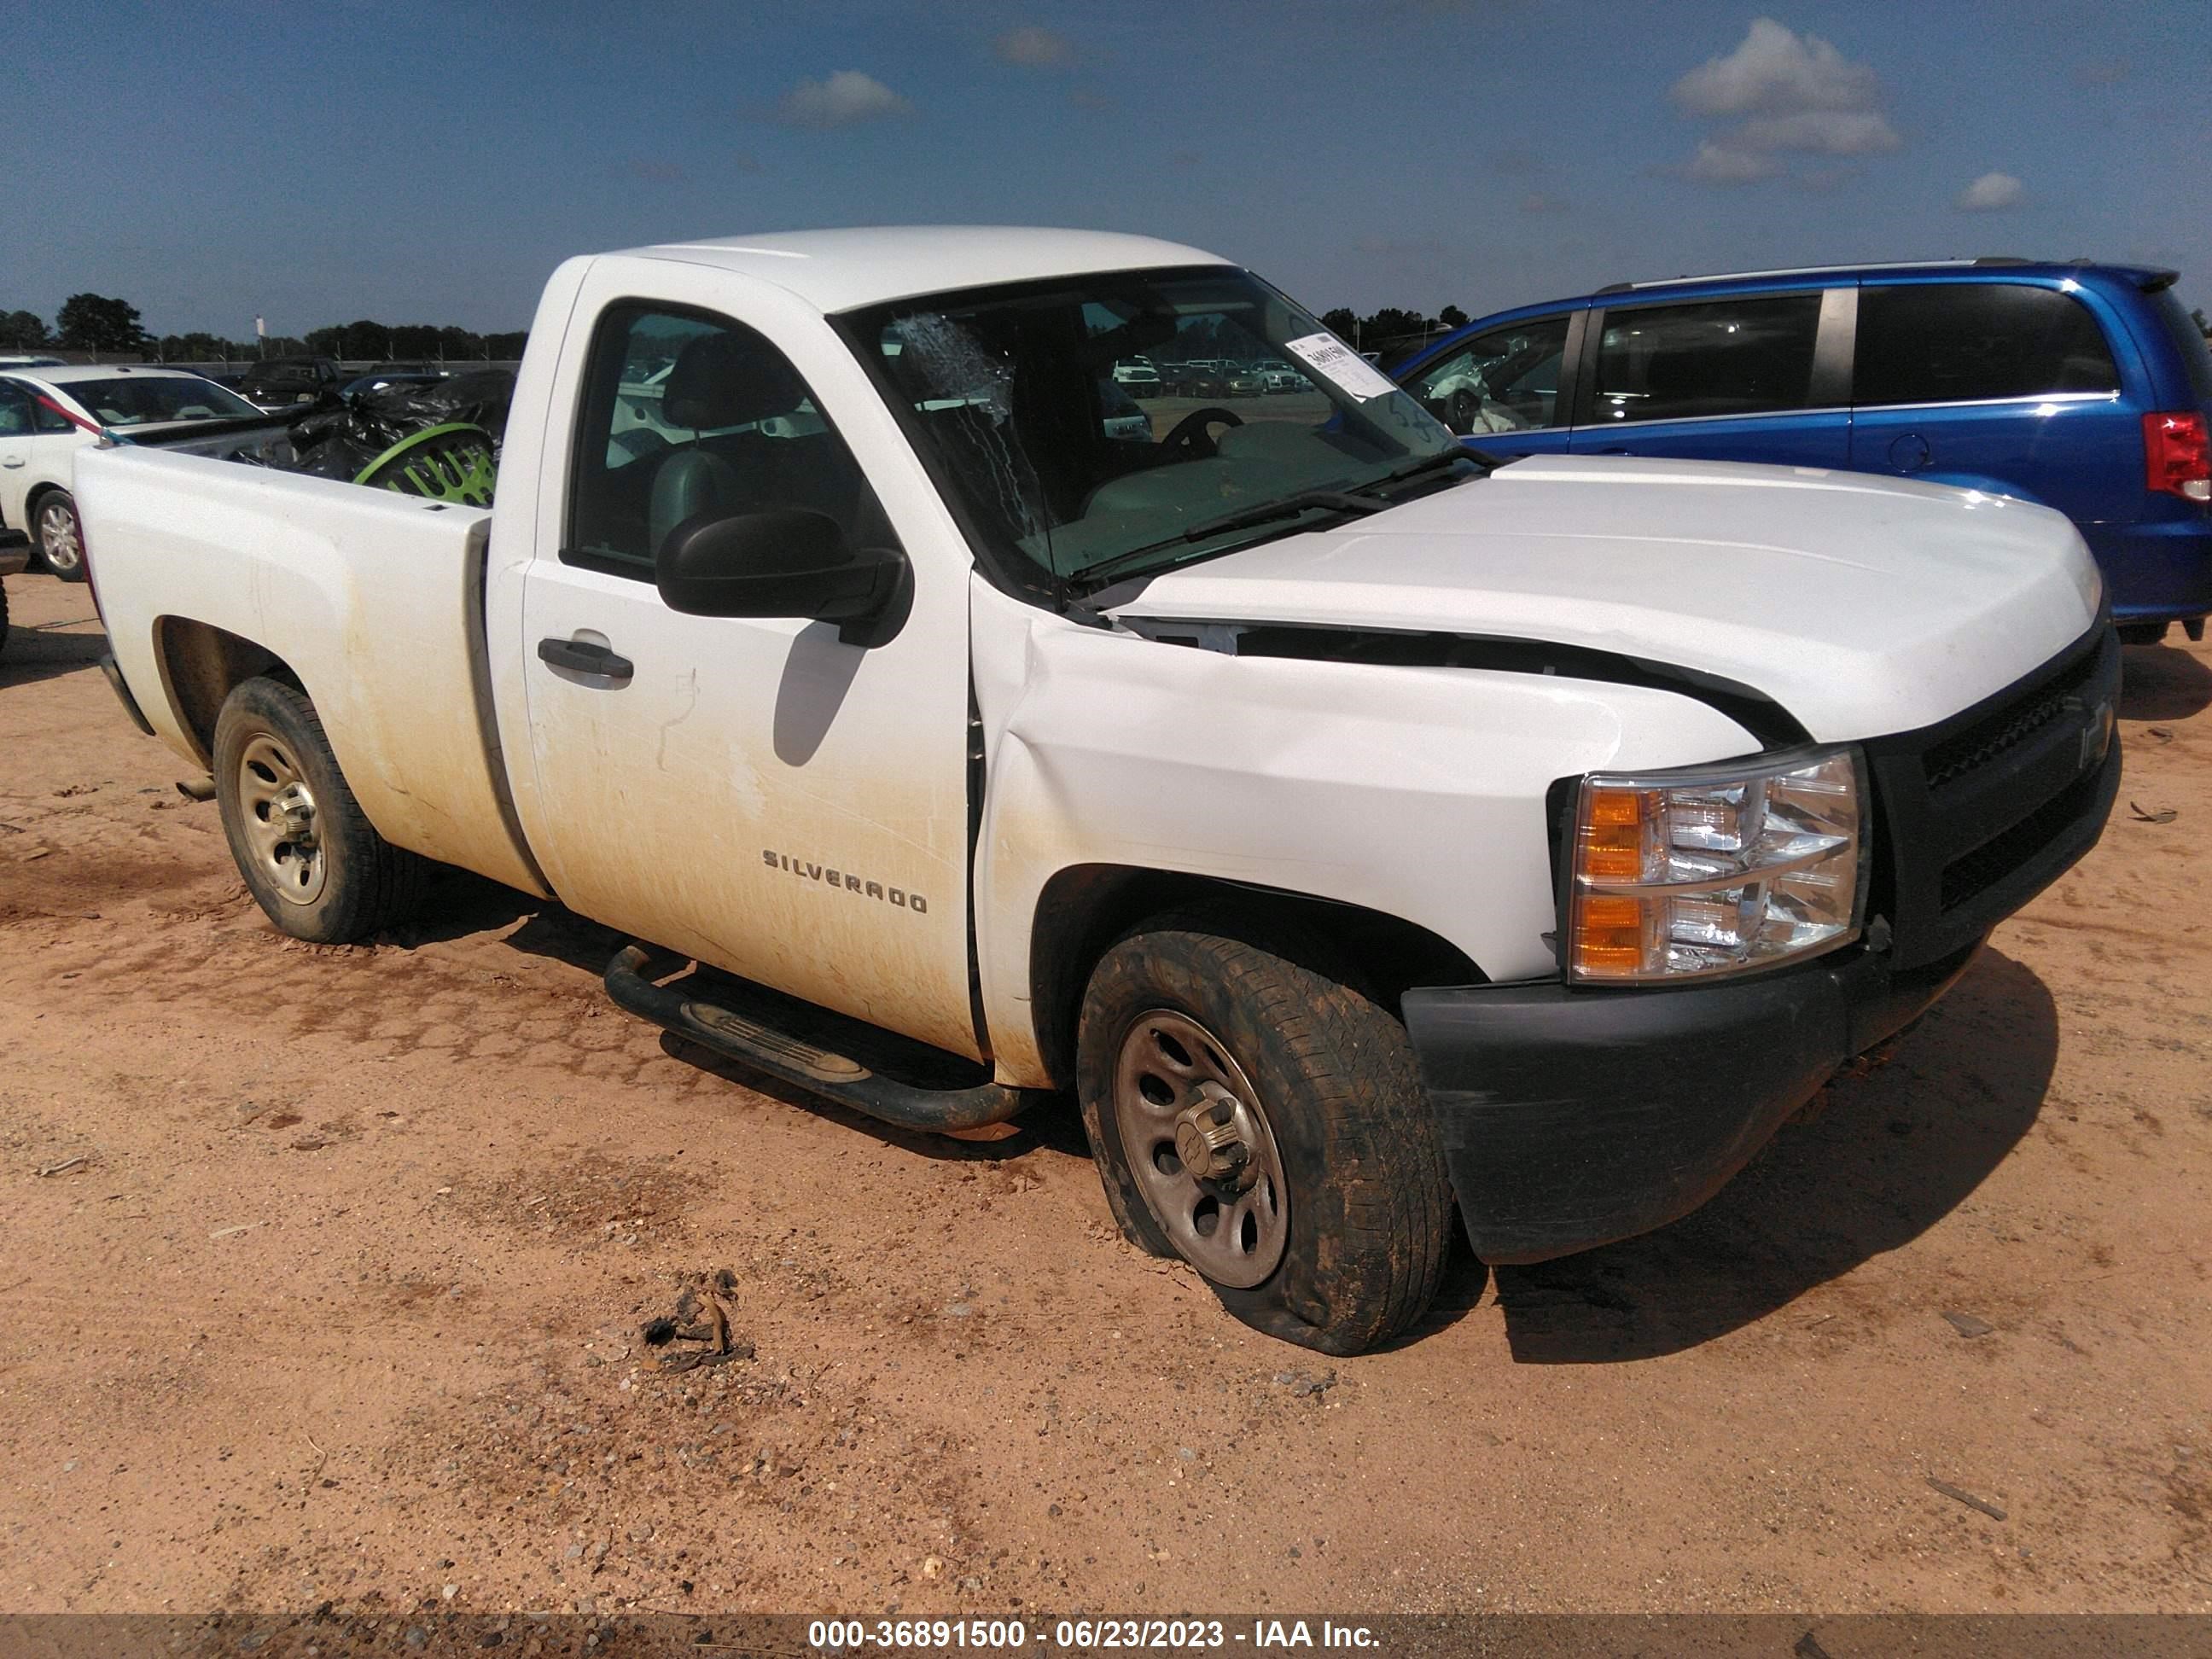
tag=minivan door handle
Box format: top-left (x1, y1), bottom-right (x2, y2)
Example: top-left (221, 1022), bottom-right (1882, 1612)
top-left (537, 636), bottom-right (634, 684)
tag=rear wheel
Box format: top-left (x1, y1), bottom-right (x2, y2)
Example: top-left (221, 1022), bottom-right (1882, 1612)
top-left (33, 490), bottom-right (84, 582)
top-left (2116, 621), bottom-right (2168, 647)
top-left (1075, 917), bottom-right (1453, 1354)
top-left (213, 676), bottom-right (428, 942)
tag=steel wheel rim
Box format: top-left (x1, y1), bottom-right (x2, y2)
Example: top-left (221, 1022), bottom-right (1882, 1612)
top-left (236, 734), bottom-right (328, 905)
top-left (1111, 1009), bottom-right (1289, 1289)
top-left (38, 501), bottom-right (80, 573)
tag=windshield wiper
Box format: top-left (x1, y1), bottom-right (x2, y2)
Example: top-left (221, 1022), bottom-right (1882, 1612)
top-left (1073, 449), bottom-right (1489, 593)
top-left (1180, 486), bottom-right (1397, 544)
top-left (1381, 445), bottom-right (1496, 488)
top-left (1074, 492), bottom-right (1385, 591)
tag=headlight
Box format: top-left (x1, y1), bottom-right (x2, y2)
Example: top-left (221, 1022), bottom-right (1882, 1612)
top-left (1563, 747), bottom-right (1866, 983)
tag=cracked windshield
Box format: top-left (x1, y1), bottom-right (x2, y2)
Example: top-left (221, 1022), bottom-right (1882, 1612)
top-left (846, 267), bottom-right (1464, 590)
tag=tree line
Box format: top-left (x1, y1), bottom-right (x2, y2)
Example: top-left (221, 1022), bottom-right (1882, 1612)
top-left (1319, 305), bottom-right (1470, 362)
top-left (0, 293), bottom-right (527, 363)
top-left (4, 290), bottom-right (1487, 370)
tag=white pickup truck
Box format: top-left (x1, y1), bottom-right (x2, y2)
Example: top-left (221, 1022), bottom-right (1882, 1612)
top-left (75, 229), bottom-right (2120, 1353)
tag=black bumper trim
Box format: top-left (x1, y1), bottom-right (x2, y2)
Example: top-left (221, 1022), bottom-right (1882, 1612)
top-left (1404, 940), bottom-right (1982, 1266)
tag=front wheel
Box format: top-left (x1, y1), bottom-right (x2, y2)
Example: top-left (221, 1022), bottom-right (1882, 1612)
top-left (33, 490), bottom-right (84, 582)
top-left (213, 676), bottom-right (429, 942)
top-left (1075, 917), bottom-right (1453, 1353)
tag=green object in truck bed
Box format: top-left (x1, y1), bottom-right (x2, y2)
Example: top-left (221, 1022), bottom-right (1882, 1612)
top-left (353, 422), bottom-right (497, 506)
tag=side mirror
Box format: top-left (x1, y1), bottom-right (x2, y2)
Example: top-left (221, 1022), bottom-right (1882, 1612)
top-left (655, 508), bottom-right (911, 647)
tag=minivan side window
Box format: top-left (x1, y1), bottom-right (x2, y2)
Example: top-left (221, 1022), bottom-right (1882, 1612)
top-left (1407, 315), bottom-right (1571, 435)
top-left (1590, 294), bottom-right (1824, 425)
top-left (1855, 282), bottom-right (2119, 407)
top-left (567, 303), bottom-right (895, 581)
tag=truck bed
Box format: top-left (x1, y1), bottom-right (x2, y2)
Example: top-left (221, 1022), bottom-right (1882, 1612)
top-left (73, 441), bottom-right (546, 899)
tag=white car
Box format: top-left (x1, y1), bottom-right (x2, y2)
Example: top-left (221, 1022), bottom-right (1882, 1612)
top-left (0, 365), bottom-right (263, 579)
top-left (75, 227), bottom-right (2119, 1353)
top-left (1111, 357), bottom-right (1161, 396)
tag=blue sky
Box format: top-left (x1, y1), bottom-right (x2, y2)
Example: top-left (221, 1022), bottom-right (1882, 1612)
top-left (9, 0), bottom-right (2209, 337)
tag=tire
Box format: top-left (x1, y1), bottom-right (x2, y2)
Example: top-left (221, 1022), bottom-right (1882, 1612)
top-left (0, 579), bottom-right (9, 661)
top-left (1075, 915), bottom-right (1453, 1354)
top-left (213, 676), bottom-right (429, 943)
top-left (2116, 621), bottom-right (2168, 647)
top-left (32, 489), bottom-right (85, 582)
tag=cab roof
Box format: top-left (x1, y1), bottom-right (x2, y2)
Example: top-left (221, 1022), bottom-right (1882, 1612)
top-left (613, 226), bottom-right (1231, 314)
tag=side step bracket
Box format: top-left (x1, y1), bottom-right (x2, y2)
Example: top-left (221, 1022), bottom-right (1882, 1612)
top-left (604, 944), bottom-right (1033, 1132)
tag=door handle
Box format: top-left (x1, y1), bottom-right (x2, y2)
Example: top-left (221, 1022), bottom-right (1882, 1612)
top-left (2, 457), bottom-right (23, 468)
top-left (537, 636), bottom-right (634, 684)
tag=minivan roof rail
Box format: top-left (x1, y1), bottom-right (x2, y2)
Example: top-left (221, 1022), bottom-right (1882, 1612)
top-left (1591, 256), bottom-right (2046, 295)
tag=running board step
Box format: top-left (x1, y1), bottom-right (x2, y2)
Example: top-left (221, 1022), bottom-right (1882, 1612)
top-left (604, 944), bottom-right (1033, 1132)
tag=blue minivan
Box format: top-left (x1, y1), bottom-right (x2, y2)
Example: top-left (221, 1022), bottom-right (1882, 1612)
top-left (1389, 260), bottom-right (2212, 641)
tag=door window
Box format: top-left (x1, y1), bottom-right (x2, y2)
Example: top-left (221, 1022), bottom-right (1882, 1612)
top-left (567, 304), bottom-right (895, 580)
top-left (1406, 316), bottom-right (1571, 435)
top-left (1855, 282), bottom-right (2119, 406)
top-left (0, 381), bottom-right (31, 437)
top-left (1591, 294), bottom-right (1824, 424)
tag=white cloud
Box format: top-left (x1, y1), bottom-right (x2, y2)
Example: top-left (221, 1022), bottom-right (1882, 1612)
top-left (995, 26), bottom-right (1075, 67)
top-left (1683, 140), bottom-right (1781, 184)
top-left (776, 70), bottom-right (913, 129)
top-left (1955, 171), bottom-right (2025, 212)
top-left (1734, 109), bottom-right (1899, 156)
top-left (1668, 19), bottom-right (1898, 185)
top-left (1672, 17), bottom-right (1880, 116)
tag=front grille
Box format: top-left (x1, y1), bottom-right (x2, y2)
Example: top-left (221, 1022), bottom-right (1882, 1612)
top-left (1862, 623), bottom-right (2119, 970)
top-left (1940, 768), bottom-right (2106, 911)
top-left (1920, 641), bottom-right (2103, 791)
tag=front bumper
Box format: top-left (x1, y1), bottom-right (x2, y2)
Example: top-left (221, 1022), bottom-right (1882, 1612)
top-left (1403, 938), bottom-right (1980, 1263)
top-left (1406, 625), bottom-right (2123, 1265)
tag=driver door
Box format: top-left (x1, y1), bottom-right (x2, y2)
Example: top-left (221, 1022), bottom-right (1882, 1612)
top-left (507, 274), bottom-right (982, 1060)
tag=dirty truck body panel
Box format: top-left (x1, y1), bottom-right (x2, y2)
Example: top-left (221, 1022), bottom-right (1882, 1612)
top-left (74, 227), bottom-right (2119, 1285)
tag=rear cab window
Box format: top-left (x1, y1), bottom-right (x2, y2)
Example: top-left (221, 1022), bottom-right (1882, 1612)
top-left (1590, 293), bottom-right (1824, 424)
top-left (1854, 282), bottom-right (2119, 405)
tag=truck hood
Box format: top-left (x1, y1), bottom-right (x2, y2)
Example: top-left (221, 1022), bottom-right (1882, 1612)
top-left (1103, 454), bottom-right (2104, 742)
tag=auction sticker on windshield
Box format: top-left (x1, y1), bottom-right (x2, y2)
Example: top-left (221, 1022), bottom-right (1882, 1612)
top-left (1283, 332), bottom-right (1400, 401)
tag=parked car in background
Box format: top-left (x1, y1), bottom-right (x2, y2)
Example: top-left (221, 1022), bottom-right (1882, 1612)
top-left (1111, 357), bottom-right (1161, 397)
top-left (340, 370), bottom-right (449, 400)
top-left (235, 356), bottom-right (344, 411)
top-left (0, 364), bottom-right (265, 579)
top-left (1259, 360), bottom-right (1308, 393)
top-left (1226, 364), bottom-right (1266, 397)
top-left (0, 354), bottom-right (67, 369)
top-left (1391, 259), bottom-right (2212, 641)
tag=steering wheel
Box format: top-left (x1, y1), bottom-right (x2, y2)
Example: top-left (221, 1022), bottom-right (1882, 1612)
top-left (1447, 389), bottom-right (1480, 434)
top-left (1162, 405), bottom-right (1243, 457)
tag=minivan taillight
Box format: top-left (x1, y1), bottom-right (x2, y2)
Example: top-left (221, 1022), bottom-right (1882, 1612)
top-left (2144, 411), bottom-right (2211, 502)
